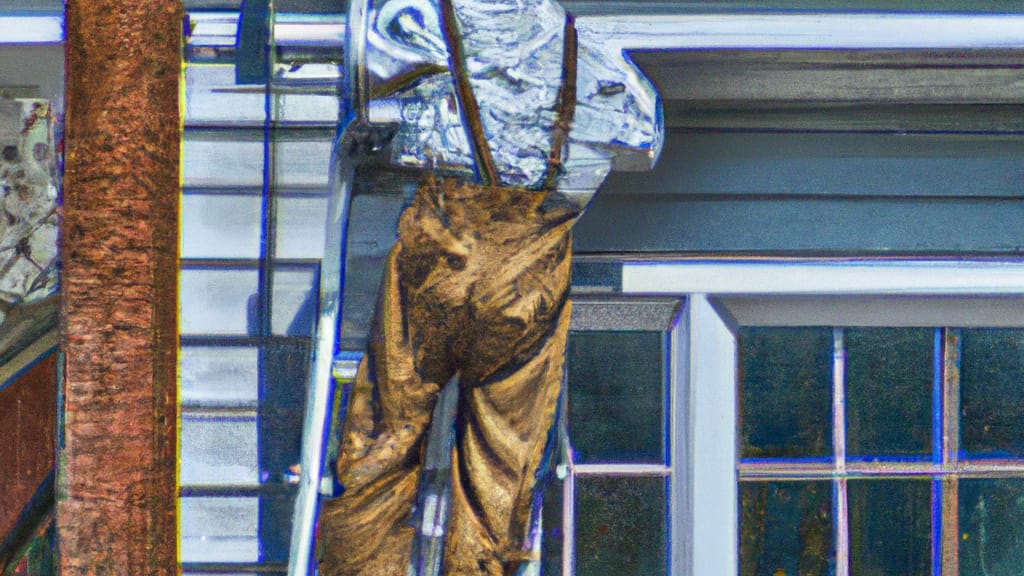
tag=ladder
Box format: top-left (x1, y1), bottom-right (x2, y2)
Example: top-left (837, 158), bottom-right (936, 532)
top-left (287, 1), bottom-right (463, 573)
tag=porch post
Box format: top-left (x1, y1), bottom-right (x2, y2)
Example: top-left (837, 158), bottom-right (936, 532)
top-left (59, 1), bottom-right (182, 572)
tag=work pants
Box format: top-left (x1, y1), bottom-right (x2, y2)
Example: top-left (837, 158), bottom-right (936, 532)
top-left (318, 177), bottom-right (578, 576)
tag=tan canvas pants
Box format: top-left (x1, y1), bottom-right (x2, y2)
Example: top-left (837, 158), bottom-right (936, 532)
top-left (318, 176), bottom-right (578, 576)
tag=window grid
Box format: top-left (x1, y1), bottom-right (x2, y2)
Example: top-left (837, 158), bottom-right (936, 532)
top-left (179, 8), bottom-right (340, 573)
top-left (558, 319), bottom-right (678, 576)
top-left (940, 329), bottom-right (960, 576)
top-left (738, 326), bottom-right (1024, 576)
top-left (832, 328), bottom-right (849, 576)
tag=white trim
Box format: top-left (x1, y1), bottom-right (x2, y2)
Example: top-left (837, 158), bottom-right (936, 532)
top-left (669, 313), bottom-right (689, 576)
top-left (682, 295), bottom-right (738, 576)
top-left (710, 295), bottom-right (1024, 328)
top-left (185, 12), bottom-right (1024, 51)
top-left (571, 463), bottom-right (670, 476)
top-left (579, 13), bottom-right (1024, 50)
top-left (0, 16), bottom-right (62, 44)
top-left (623, 259), bottom-right (1024, 296)
top-left (562, 460), bottom-right (576, 576)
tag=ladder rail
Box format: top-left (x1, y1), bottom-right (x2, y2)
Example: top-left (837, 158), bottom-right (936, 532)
top-left (288, 0), bottom-right (372, 571)
top-left (287, 144), bottom-right (356, 576)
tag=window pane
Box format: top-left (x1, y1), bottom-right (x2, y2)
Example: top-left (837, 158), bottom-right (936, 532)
top-left (182, 134), bottom-right (330, 189)
top-left (739, 481), bottom-right (833, 576)
top-left (960, 329), bottom-right (1024, 458)
top-left (274, 139), bottom-right (331, 189)
top-left (185, 64), bottom-right (266, 126)
top-left (541, 478), bottom-right (564, 576)
top-left (180, 413), bottom-right (258, 486)
top-left (183, 135), bottom-right (263, 188)
top-left (848, 480), bottom-right (931, 576)
top-left (566, 331), bottom-right (665, 464)
top-left (275, 195), bottom-right (328, 259)
top-left (846, 328), bottom-right (933, 457)
top-left (271, 265), bottom-right (318, 336)
top-left (570, 261), bottom-right (622, 293)
top-left (960, 478), bottom-right (1024, 576)
top-left (180, 497), bottom-right (259, 563)
top-left (575, 476), bottom-right (667, 576)
top-left (258, 491), bottom-right (298, 563)
top-left (181, 194), bottom-right (262, 259)
top-left (739, 327), bottom-right (833, 459)
top-left (180, 268), bottom-right (258, 335)
top-left (272, 90), bottom-right (340, 126)
top-left (181, 346), bottom-right (259, 408)
top-left (185, 64), bottom-right (338, 127)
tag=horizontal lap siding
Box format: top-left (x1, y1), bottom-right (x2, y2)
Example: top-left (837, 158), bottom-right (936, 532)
top-left (577, 130), bottom-right (1024, 255)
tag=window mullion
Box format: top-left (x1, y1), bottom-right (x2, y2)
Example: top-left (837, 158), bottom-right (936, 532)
top-left (940, 328), bottom-right (962, 576)
top-left (686, 295), bottom-right (737, 576)
top-left (942, 329), bottom-right (962, 468)
top-left (562, 458), bottom-right (576, 576)
top-left (833, 327), bottom-right (850, 576)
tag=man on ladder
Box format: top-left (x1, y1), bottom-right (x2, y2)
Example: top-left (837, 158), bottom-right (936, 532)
top-left (313, 0), bottom-right (662, 573)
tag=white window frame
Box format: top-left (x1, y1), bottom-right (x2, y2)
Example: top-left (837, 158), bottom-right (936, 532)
top-left (559, 296), bottom-right (683, 576)
top-left (621, 258), bottom-right (1024, 576)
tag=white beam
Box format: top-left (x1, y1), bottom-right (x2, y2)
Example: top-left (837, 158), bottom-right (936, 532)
top-left (580, 13), bottom-right (1024, 50)
top-left (623, 260), bottom-right (1024, 296)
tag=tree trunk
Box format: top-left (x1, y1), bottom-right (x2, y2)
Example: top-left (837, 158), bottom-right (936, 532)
top-left (59, 1), bottom-right (181, 573)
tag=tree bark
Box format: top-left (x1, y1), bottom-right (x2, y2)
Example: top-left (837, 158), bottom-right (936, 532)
top-left (59, 1), bottom-right (181, 573)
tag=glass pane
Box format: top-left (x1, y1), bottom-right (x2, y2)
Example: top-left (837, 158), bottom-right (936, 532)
top-left (183, 135), bottom-right (263, 188)
top-left (739, 327), bottom-right (833, 459)
top-left (570, 261), bottom-right (622, 293)
top-left (575, 476), bottom-right (667, 576)
top-left (273, 91), bottom-right (340, 127)
top-left (181, 193), bottom-right (262, 259)
top-left (183, 136), bottom-right (330, 190)
top-left (185, 64), bottom-right (274, 127)
top-left (180, 497), bottom-right (259, 563)
top-left (271, 265), bottom-right (318, 336)
top-left (960, 478), bottom-right (1024, 576)
top-left (739, 481), bottom-right (833, 576)
top-left (566, 331), bottom-right (665, 464)
top-left (180, 268), bottom-right (258, 335)
top-left (960, 329), bottom-right (1024, 458)
top-left (274, 139), bottom-right (331, 189)
top-left (276, 195), bottom-right (327, 259)
top-left (180, 413), bottom-right (258, 486)
top-left (848, 480), bottom-right (931, 576)
top-left (181, 346), bottom-right (259, 408)
top-left (258, 491), bottom-right (298, 563)
top-left (846, 328), bottom-right (933, 458)
top-left (258, 339), bottom-right (310, 481)
top-left (541, 478), bottom-right (564, 576)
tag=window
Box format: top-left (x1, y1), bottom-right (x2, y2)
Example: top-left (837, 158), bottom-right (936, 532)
top-left (179, 8), bottom-right (340, 573)
top-left (543, 297), bottom-right (681, 576)
top-left (739, 326), bottom-right (1024, 575)
top-left (621, 259), bottom-right (1024, 576)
